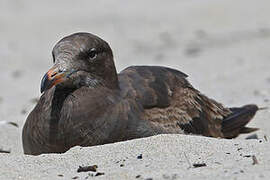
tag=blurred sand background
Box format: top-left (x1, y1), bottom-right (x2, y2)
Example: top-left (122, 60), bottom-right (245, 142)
top-left (0, 0), bottom-right (270, 179)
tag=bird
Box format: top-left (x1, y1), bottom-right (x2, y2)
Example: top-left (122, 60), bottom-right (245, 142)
top-left (22, 32), bottom-right (259, 155)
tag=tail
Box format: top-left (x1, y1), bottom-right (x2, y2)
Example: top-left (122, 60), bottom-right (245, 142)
top-left (222, 104), bottom-right (261, 138)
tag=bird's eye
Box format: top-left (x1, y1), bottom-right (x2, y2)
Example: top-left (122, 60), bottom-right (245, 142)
top-left (88, 48), bottom-right (97, 59)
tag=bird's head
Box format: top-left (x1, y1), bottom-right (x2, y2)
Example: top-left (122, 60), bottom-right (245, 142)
top-left (40, 32), bottom-right (118, 93)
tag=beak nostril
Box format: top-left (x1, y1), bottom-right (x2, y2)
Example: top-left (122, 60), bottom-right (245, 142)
top-left (51, 72), bottom-right (57, 78)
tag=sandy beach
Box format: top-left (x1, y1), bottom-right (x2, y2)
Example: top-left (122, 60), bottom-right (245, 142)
top-left (0, 0), bottom-right (270, 179)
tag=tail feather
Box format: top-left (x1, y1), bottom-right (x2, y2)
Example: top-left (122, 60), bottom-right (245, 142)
top-left (222, 104), bottom-right (259, 138)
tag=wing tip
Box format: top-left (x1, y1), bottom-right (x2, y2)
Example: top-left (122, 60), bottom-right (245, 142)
top-left (222, 104), bottom-right (259, 138)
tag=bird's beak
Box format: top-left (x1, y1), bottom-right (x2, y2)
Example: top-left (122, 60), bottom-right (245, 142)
top-left (40, 65), bottom-right (68, 93)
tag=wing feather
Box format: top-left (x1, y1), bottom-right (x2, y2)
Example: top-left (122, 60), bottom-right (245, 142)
top-left (119, 66), bottom-right (231, 137)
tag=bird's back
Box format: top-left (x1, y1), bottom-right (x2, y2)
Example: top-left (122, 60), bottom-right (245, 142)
top-left (118, 66), bottom-right (257, 138)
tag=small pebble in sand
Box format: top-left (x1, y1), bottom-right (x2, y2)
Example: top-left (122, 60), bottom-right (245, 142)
top-left (264, 135), bottom-right (268, 141)
top-left (193, 163), bottom-right (207, 168)
top-left (95, 172), bottom-right (105, 176)
top-left (237, 148), bottom-right (243, 151)
top-left (137, 154), bottom-right (143, 159)
top-left (252, 155), bottom-right (259, 165)
top-left (77, 165), bottom-right (98, 173)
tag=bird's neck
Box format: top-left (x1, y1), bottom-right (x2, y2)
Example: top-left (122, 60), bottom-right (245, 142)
top-left (49, 87), bottom-right (76, 144)
top-left (94, 57), bottom-right (119, 90)
top-left (75, 73), bottom-right (119, 90)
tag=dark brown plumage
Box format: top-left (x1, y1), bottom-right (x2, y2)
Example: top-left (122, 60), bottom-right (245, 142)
top-left (22, 32), bottom-right (259, 155)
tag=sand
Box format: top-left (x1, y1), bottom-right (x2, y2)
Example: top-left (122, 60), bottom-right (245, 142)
top-left (1, 135), bottom-right (270, 180)
top-left (0, 0), bottom-right (270, 179)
